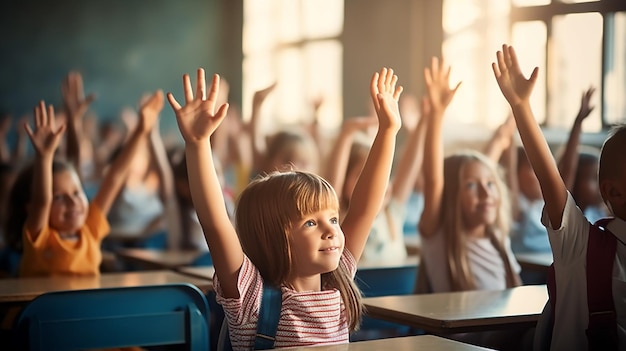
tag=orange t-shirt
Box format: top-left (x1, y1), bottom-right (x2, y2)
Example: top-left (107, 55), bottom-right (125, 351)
top-left (19, 203), bottom-right (110, 277)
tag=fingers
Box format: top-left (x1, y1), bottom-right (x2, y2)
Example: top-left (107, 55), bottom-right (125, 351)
top-left (34, 101), bottom-right (43, 128)
top-left (47, 104), bottom-right (55, 129)
top-left (183, 74), bottom-right (193, 104)
top-left (167, 92), bottom-right (182, 110)
top-left (496, 49), bottom-right (507, 76)
top-left (393, 85), bottom-right (404, 101)
top-left (196, 68), bottom-right (206, 101)
top-left (370, 71), bottom-right (380, 111)
top-left (491, 62), bottom-right (501, 79)
top-left (377, 67), bottom-right (387, 95)
top-left (207, 73), bottom-right (220, 114)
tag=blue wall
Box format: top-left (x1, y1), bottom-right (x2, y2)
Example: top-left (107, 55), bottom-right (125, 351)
top-left (0, 0), bottom-right (221, 135)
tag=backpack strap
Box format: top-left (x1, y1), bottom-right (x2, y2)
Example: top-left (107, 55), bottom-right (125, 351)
top-left (586, 217), bottom-right (618, 351)
top-left (254, 282), bottom-right (282, 350)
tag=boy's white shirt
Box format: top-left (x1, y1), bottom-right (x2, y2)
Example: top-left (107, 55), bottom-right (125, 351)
top-left (541, 192), bottom-right (626, 350)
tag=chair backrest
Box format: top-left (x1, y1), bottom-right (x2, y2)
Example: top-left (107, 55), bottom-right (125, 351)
top-left (354, 265), bottom-right (418, 334)
top-left (356, 265), bottom-right (418, 297)
top-left (13, 283), bottom-right (210, 351)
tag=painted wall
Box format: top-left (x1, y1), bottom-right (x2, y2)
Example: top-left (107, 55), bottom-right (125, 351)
top-left (0, 0), bottom-right (225, 140)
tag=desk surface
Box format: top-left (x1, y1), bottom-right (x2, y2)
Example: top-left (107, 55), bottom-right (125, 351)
top-left (356, 255), bottom-right (419, 269)
top-left (116, 248), bottom-right (204, 270)
top-left (176, 266), bottom-right (215, 280)
top-left (284, 335), bottom-right (493, 350)
top-left (363, 285), bottom-right (548, 334)
top-left (515, 252), bottom-right (553, 272)
top-left (0, 270), bottom-right (212, 303)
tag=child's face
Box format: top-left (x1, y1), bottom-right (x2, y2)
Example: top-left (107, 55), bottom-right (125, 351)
top-left (574, 162), bottom-right (603, 208)
top-left (49, 170), bottom-right (88, 234)
top-left (287, 208), bottom-right (344, 277)
top-left (459, 161), bottom-right (500, 230)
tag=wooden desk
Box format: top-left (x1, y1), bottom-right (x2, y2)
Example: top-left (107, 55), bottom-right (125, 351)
top-left (116, 248), bottom-right (204, 270)
top-left (515, 252), bottom-right (553, 273)
top-left (0, 270), bottom-right (212, 303)
top-left (176, 266), bottom-right (215, 280)
top-left (363, 285), bottom-right (548, 334)
top-left (357, 255), bottom-right (419, 269)
top-left (284, 335), bottom-right (494, 350)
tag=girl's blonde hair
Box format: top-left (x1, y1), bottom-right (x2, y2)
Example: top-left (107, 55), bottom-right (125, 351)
top-left (441, 150), bottom-right (519, 291)
top-left (235, 170), bottom-right (363, 331)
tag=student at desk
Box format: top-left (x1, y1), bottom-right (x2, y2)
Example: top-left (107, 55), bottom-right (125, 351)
top-left (416, 57), bottom-right (521, 294)
top-left (4, 88), bottom-right (160, 277)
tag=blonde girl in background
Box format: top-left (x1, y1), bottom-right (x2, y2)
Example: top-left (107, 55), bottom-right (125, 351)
top-left (417, 57), bottom-right (521, 293)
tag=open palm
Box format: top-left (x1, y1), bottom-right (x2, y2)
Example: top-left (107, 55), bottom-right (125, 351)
top-left (167, 69), bottom-right (229, 143)
top-left (25, 101), bottom-right (66, 157)
top-left (492, 45), bottom-right (538, 106)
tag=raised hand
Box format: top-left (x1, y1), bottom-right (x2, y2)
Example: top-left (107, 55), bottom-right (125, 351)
top-left (167, 69), bottom-right (230, 144)
top-left (138, 90), bottom-right (164, 134)
top-left (25, 101), bottom-right (66, 157)
top-left (62, 71), bottom-right (95, 120)
top-left (492, 44), bottom-right (539, 107)
top-left (369, 67), bottom-right (403, 131)
top-left (576, 86), bottom-right (595, 121)
top-left (424, 57), bottom-right (461, 114)
top-left (252, 82), bottom-right (277, 110)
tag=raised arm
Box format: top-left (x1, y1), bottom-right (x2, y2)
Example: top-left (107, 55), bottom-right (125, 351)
top-left (148, 107), bottom-right (183, 250)
top-left (249, 82), bottom-right (277, 173)
top-left (390, 95), bottom-right (429, 204)
top-left (557, 87), bottom-right (595, 190)
top-left (167, 69), bottom-right (242, 298)
top-left (324, 115), bottom-right (377, 206)
top-left (419, 57), bottom-right (461, 238)
top-left (484, 114), bottom-right (516, 163)
top-left (62, 72), bottom-right (95, 177)
top-left (342, 68), bottom-right (402, 262)
top-left (92, 91), bottom-right (159, 215)
top-left (23, 101), bottom-right (66, 240)
top-left (492, 44), bottom-right (567, 229)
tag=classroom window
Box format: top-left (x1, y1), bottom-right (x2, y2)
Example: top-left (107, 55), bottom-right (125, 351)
top-left (605, 12), bottom-right (626, 125)
top-left (510, 1), bottom-right (626, 131)
top-left (442, 0), bottom-right (511, 129)
top-left (242, 0), bottom-right (343, 133)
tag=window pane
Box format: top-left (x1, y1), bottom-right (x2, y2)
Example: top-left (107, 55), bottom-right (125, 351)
top-left (303, 40), bottom-right (342, 130)
top-left (275, 48), bottom-right (305, 126)
top-left (550, 12), bottom-right (602, 131)
top-left (277, 0), bottom-right (302, 43)
top-left (302, 0), bottom-right (344, 38)
top-left (243, 0), bottom-right (277, 55)
top-left (443, 0), bottom-right (510, 129)
top-left (512, 21), bottom-right (547, 124)
top-left (242, 53), bottom-right (277, 122)
top-left (605, 12), bottom-right (626, 125)
top-left (512, 0), bottom-right (550, 6)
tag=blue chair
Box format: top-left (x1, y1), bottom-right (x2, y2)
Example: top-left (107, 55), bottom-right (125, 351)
top-left (352, 265), bottom-right (419, 341)
top-left (13, 283), bottom-right (210, 350)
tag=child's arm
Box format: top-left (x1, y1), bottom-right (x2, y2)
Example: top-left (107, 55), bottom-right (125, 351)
top-left (148, 110), bottom-right (183, 250)
top-left (23, 101), bottom-right (67, 240)
top-left (484, 114), bottom-right (516, 163)
top-left (324, 115), bottom-right (377, 205)
top-left (91, 91), bottom-right (160, 216)
top-left (62, 72), bottom-right (95, 177)
top-left (390, 96), bottom-right (429, 204)
top-left (167, 69), bottom-right (241, 298)
top-left (492, 44), bottom-right (567, 228)
top-left (249, 82), bottom-right (277, 173)
top-left (419, 57), bottom-right (461, 238)
top-left (342, 68), bottom-right (402, 262)
top-left (557, 87), bottom-right (595, 190)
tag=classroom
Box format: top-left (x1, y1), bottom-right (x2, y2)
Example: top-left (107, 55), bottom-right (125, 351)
top-left (0, 0), bottom-right (625, 350)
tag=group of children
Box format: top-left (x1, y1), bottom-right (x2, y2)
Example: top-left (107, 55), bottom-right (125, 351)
top-left (0, 44), bottom-right (623, 350)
